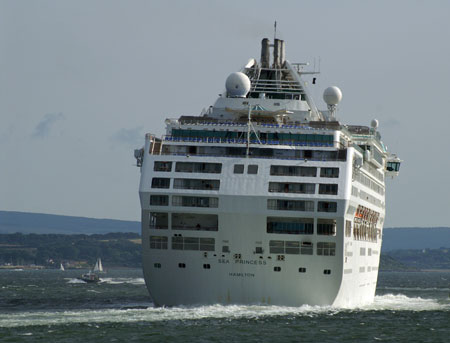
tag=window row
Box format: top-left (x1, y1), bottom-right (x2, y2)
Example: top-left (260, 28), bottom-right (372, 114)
top-left (159, 145), bottom-right (347, 162)
top-left (150, 195), bottom-right (219, 208)
top-left (155, 161), bottom-right (340, 179)
top-left (270, 166), bottom-right (339, 178)
top-left (268, 182), bottom-right (338, 195)
top-left (267, 199), bottom-right (337, 213)
top-left (152, 177), bottom-right (220, 191)
top-left (150, 235), bottom-right (215, 251)
top-left (353, 168), bottom-right (385, 196)
top-left (149, 212), bottom-right (218, 232)
top-left (267, 218), bottom-right (336, 236)
top-left (171, 128), bottom-right (333, 144)
top-left (269, 240), bottom-right (336, 256)
top-left (154, 161), bottom-right (222, 173)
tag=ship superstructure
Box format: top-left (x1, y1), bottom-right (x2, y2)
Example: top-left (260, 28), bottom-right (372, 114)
top-left (135, 38), bottom-right (401, 307)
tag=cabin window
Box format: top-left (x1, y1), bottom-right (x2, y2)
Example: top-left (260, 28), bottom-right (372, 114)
top-left (318, 201), bottom-right (337, 212)
top-left (175, 162), bottom-right (222, 173)
top-left (173, 178), bottom-right (220, 190)
top-left (178, 263), bottom-right (186, 268)
top-left (151, 178), bottom-right (170, 189)
top-left (301, 242), bottom-right (313, 255)
top-left (234, 164), bottom-right (244, 174)
top-left (268, 182), bottom-right (315, 194)
top-left (149, 236), bottom-right (168, 249)
top-left (248, 165), bottom-right (258, 174)
top-left (274, 266), bottom-right (281, 272)
top-left (323, 269), bottom-right (331, 275)
top-left (345, 220), bottom-right (352, 237)
top-left (149, 212), bottom-right (168, 230)
top-left (150, 195), bottom-right (169, 206)
top-left (267, 199), bottom-right (314, 212)
top-left (172, 236), bottom-right (215, 251)
top-left (269, 240), bottom-right (302, 255)
top-left (270, 165), bottom-right (317, 177)
top-left (317, 219), bottom-right (337, 236)
top-left (172, 213), bottom-right (218, 231)
top-left (298, 267), bottom-right (306, 273)
top-left (154, 263), bottom-right (161, 268)
top-left (203, 264), bottom-right (211, 269)
top-left (267, 217), bottom-right (314, 234)
top-left (319, 184), bottom-right (338, 195)
top-left (172, 196), bottom-right (218, 208)
top-left (320, 167), bottom-right (339, 178)
top-left (154, 161), bottom-right (172, 172)
top-left (317, 242), bottom-right (336, 256)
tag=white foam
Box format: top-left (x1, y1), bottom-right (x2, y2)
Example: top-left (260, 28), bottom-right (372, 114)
top-left (0, 295), bottom-right (448, 328)
top-left (67, 278), bottom-right (86, 284)
top-left (99, 278), bottom-right (145, 285)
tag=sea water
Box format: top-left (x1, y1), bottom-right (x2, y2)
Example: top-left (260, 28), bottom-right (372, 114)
top-left (0, 269), bottom-right (448, 342)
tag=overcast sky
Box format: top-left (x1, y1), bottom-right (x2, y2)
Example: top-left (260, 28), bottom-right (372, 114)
top-left (1, 0), bottom-right (449, 228)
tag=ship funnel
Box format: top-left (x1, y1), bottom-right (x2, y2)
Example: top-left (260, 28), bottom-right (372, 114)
top-left (280, 40), bottom-right (285, 67)
top-left (273, 39), bottom-right (281, 68)
top-left (260, 38), bottom-right (270, 68)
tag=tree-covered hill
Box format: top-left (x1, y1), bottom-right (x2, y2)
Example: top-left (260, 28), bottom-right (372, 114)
top-left (0, 233), bottom-right (141, 268)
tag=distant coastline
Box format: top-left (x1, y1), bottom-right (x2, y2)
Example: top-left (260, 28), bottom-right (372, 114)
top-left (1, 211), bottom-right (449, 271)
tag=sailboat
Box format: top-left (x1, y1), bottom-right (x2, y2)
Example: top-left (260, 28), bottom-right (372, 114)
top-left (60, 263), bottom-right (65, 271)
top-left (93, 258), bottom-right (104, 273)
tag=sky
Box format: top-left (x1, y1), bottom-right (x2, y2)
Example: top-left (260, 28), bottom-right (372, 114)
top-left (1, 0), bottom-right (449, 228)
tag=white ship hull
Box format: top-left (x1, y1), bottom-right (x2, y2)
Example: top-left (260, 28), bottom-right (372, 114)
top-left (135, 37), bottom-right (399, 307)
top-left (139, 153), bottom-right (384, 307)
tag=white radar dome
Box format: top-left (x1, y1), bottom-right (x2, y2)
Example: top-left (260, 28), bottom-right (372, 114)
top-left (225, 72), bottom-right (251, 98)
top-left (323, 86), bottom-right (343, 106)
top-left (371, 119), bottom-right (379, 129)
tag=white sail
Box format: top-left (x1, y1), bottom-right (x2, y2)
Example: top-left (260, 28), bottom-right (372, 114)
top-left (93, 258), bottom-right (103, 272)
top-left (60, 263), bottom-right (65, 271)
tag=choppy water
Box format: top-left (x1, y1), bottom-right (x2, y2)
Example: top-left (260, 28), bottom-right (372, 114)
top-left (0, 269), bottom-right (449, 342)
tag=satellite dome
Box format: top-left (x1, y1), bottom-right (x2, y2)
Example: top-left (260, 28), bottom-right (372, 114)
top-left (323, 86), bottom-right (343, 106)
top-left (371, 119), bottom-right (379, 129)
top-left (225, 72), bottom-right (251, 98)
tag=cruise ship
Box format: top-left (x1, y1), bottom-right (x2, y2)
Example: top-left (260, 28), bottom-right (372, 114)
top-left (134, 38), bottom-right (401, 307)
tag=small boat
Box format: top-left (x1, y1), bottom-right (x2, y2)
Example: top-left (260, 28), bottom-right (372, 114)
top-left (78, 258), bottom-right (104, 283)
top-left (80, 271), bottom-right (100, 283)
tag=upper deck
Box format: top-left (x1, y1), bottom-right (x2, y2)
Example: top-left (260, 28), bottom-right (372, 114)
top-left (135, 38), bottom-right (400, 177)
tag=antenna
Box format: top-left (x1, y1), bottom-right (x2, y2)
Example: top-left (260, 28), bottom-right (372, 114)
top-left (274, 21), bottom-right (277, 41)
